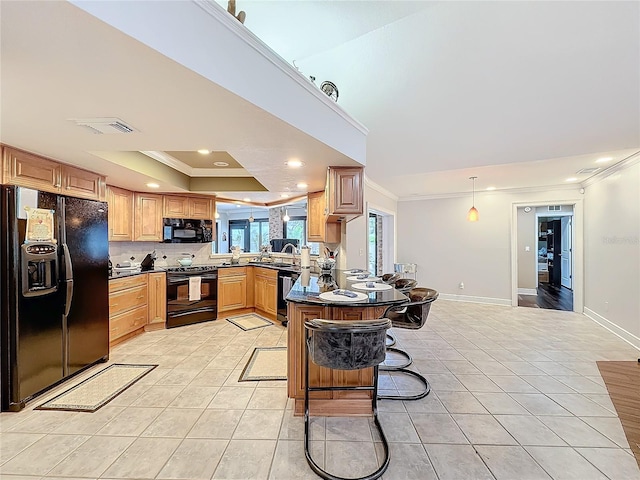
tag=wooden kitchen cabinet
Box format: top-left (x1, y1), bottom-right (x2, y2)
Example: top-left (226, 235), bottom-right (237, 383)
top-left (109, 274), bottom-right (149, 346)
top-left (307, 190), bottom-right (340, 244)
top-left (106, 185), bottom-right (134, 241)
top-left (254, 267), bottom-right (278, 318)
top-left (134, 193), bottom-right (163, 241)
top-left (61, 164), bottom-right (106, 200)
top-left (327, 166), bottom-right (363, 218)
top-left (163, 195), bottom-right (214, 220)
top-left (189, 196), bottom-right (214, 219)
top-left (218, 267), bottom-right (248, 312)
top-left (2, 146), bottom-right (106, 200)
top-left (146, 272), bottom-right (166, 330)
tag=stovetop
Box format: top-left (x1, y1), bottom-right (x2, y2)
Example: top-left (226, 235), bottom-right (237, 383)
top-left (165, 265), bottom-right (218, 273)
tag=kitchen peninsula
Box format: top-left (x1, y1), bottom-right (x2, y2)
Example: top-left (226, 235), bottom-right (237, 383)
top-left (286, 270), bottom-right (408, 416)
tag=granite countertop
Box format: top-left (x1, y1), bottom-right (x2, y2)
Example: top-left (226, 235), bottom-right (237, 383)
top-left (286, 269), bottom-right (408, 307)
top-left (109, 262), bottom-right (300, 280)
top-left (109, 267), bottom-right (166, 280)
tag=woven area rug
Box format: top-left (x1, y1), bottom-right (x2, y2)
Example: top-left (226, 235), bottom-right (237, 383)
top-left (239, 347), bottom-right (287, 381)
top-left (227, 313), bottom-right (274, 331)
top-left (36, 364), bottom-right (157, 412)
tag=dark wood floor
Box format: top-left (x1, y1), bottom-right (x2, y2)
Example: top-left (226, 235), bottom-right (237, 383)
top-left (597, 360), bottom-right (640, 468)
top-left (518, 283), bottom-right (573, 311)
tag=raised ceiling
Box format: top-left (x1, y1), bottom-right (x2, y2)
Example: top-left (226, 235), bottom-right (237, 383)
top-left (1, 1), bottom-right (639, 201)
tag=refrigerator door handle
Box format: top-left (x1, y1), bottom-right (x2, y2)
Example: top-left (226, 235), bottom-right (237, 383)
top-left (62, 243), bottom-right (74, 316)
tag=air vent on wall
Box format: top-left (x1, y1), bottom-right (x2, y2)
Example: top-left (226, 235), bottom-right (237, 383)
top-left (576, 167), bottom-right (600, 174)
top-left (69, 117), bottom-right (137, 134)
top-left (548, 205), bottom-right (561, 212)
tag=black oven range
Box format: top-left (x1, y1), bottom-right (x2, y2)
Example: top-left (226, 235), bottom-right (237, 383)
top-left (165, 265), bottom-right (217, 328)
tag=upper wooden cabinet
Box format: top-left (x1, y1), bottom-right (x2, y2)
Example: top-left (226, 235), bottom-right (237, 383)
top-left (163, 195), bottom-right (214, 220)
top-left (2, 146), bottom-right (106, 201)
top-left (134, 193), bottom-right (163, 241)
top-left (327, 166), bottom-right (363, 218)
top-left (106, 186), bottom-right (134, 241)
top-left (307, 190), bottom-right (340, 244)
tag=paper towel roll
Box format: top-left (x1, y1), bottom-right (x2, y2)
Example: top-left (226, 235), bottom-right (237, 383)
top-left (300, 246), bottom-right (311, 269)
top-left (301, 268), bottom-right (310, 287)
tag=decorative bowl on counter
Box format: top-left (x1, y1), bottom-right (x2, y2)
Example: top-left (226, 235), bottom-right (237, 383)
top-left (178, 255), bottom-right (193, 267)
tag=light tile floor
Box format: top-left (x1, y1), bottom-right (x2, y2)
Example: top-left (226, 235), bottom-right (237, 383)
top-left (1, 300), bottom-right (639, 479)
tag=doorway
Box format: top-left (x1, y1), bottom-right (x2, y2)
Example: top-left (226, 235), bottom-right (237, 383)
top-left (512, 202), bottom-right (582, 312)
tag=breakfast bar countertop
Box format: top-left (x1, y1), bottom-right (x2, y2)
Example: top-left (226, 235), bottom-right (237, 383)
top-left (286, 269), bottom-right (408, 307)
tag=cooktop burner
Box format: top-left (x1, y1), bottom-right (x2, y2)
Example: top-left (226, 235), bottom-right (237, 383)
top-left (165, 265), bottom-right (217, 273)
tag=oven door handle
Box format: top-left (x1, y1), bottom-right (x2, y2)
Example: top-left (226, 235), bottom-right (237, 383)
top-left (168, 306), bottom-right (216, 318)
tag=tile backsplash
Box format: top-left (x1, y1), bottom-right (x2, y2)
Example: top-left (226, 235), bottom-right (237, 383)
top-left (109, 242), bottom-right (214, 268)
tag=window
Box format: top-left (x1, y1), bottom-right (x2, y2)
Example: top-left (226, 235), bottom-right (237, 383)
top-left (285, 216), bottom-right (320, 254)
top-left (368, 213), bottom-right (379, 275)
top-left (229, 219), bottom-right (269, 253)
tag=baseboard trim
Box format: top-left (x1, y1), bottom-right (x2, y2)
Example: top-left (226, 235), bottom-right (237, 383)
top-left (584, 307), bottom-right (640, 351)
top-left (438, 293), bottom-right (512, 306)
top-left (518, 288), bottom-right (537, 296)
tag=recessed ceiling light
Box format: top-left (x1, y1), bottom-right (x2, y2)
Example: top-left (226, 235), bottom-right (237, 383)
top-left (243, 197), bottom-right (251, 202)
top-left (146, 182), bottom-right (160, 188)
top-left (281, 194), bottom-right (290, 198)
top-left (236, 204), bottom-right (241, 208)
top-left (596, 156), bottom-right (613, 163)
top-left (297, 182), bottom-right (308, 189)
top-left (213, 161), bottom-right (229, 167)
top-left (565, 177), bottom-right (578, 182)
top-left (486, 186), bottom-right (496, 191)
top-left (286, 159), bottom-right (304, 168)
top-left (197, 149), bottom-right (210, 155)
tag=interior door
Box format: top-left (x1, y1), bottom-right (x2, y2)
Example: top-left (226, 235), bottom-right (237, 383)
top-left (561, 216), bottom-right (572, 289)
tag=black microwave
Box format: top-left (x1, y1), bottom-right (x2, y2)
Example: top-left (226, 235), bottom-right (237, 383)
top-left (163, 218), bottom-right (213, 243)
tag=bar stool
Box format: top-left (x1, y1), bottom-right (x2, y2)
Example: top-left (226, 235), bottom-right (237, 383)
top-left (385, 278), bottom-right (418, 347)
top-left (381, 273), bottom-right (401, 284)
top-left (304, 318), bottom-right (392, 480)
top-left (379, 287), bottom-right (438, 401)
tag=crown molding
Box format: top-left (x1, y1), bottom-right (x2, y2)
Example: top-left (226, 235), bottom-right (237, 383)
top-left (364, 175), bottom-right (398, 201)
top-left (194, 0), bottom-right (368, 136)
top-left (397, 182), bottom-right (581, 202)
top-left (581, 150), bottom-right (640, 188)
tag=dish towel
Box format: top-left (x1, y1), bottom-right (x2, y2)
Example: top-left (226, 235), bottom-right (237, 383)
top-left (282, 277), bottom-right (293, 298)
top-left (188, 276), bottom-right (202, 301)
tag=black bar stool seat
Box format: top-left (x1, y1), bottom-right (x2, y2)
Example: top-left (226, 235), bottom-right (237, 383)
top-left (380, 287), bottom-right (438, 401)
top-left (304, 318), bottom-right (392, 480)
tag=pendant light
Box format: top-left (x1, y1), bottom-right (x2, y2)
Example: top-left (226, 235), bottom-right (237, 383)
top-left (248, 208), bottom-right (254, 223)
top-left (283, 209), bottom-right (290, 222)
top-left (467, 176), bottom-right (479, 222)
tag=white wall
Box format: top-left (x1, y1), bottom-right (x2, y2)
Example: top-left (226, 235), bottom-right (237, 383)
top-left (583, 160), bottom-right (640, 348)
top-left (345, 183), bottom-right (398, 270)
top-left (397, 188), bottom-right (583, 302)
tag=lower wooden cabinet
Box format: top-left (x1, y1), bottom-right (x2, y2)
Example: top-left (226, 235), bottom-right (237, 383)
top-left (254, 267), bottom-right (278, 317)
top-left (218, 267), bottom-right (248, 312)
top-left (147, 272), bottom-right (167, 328)
top-left (108, 272), bottom-right (167, 346)
top-left (109, 275), bottom-right (148, 346)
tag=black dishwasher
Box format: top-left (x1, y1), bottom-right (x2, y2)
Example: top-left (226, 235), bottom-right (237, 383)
top-left (277, 270), bottom-right (299, 325)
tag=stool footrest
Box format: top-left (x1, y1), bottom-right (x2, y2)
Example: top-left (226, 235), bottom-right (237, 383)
top-left (378, 368), bottom-right (431, 401)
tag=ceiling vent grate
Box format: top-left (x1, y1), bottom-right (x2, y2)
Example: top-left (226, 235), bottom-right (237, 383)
top-left (548, 205), bottom-right (561, 212)
top-left (576, 167), bottom-right (600, 174)
top-left (70, 117), bottom-right (137, 134)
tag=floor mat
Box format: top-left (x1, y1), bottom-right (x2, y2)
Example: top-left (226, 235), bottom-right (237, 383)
top-left (239, 347), bottom-right (287, 381)
top-left (35, 364), bottom-right (157, 412)
top-left (226, 313), bottom-right (274, 331)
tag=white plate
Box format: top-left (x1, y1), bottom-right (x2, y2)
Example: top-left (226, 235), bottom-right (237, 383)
top-left (344, 269), bottom-right (369, 275)
top-left (318, 291), bottom-right (369, 302)
top-left (352, 282), bottom-right (393, 291)
top-left (347, 275), bottom-right (381, 282)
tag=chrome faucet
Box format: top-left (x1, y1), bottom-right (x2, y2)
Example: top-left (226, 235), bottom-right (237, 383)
top-left (281, 243), bottom-right (299, 266)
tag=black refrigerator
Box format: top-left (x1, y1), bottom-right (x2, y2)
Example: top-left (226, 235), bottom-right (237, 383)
top-left (1, 185), bottom-right (109, 411)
